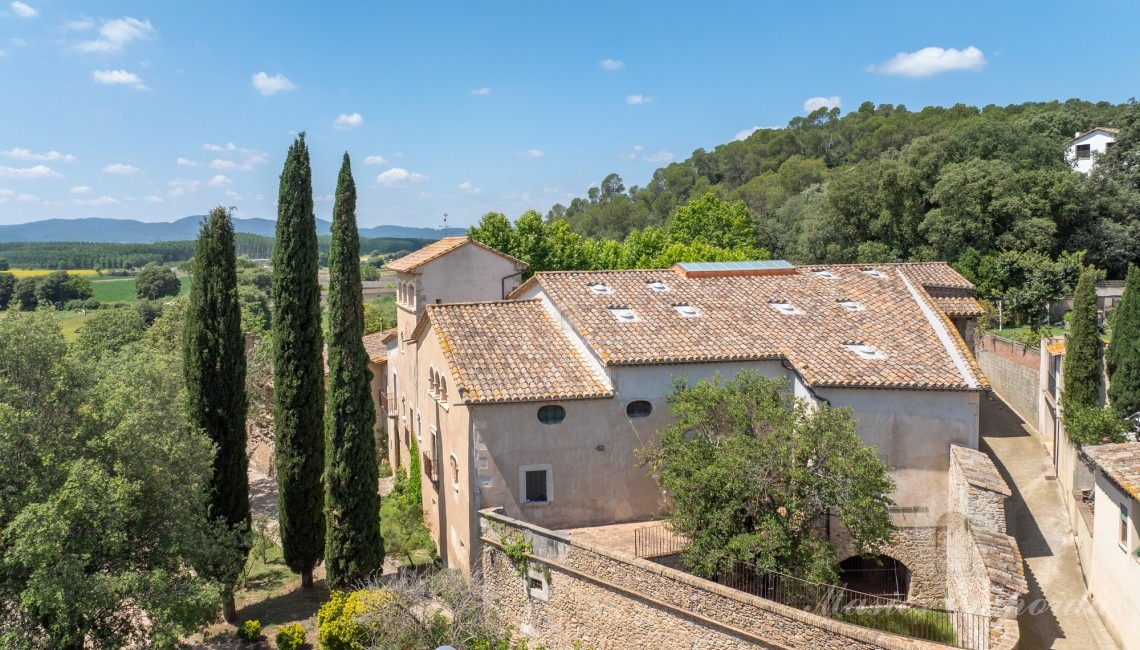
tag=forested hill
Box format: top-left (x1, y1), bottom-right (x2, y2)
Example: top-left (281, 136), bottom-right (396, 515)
top-left (549, 99), bottom-right (1140, 279)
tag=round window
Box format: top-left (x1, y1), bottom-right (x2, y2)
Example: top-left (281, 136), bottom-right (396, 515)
top-left (537, 405), bottom-right (566, 425)
top-left (626, 400), bottom-right (652, 418)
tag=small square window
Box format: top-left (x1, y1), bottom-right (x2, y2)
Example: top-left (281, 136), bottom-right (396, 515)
top-left (1121, 502), bottom-right (1130, 548)
top-left (525, 470), bottom-right (548, 502)
top-left (1076, 143), bottom-right (1092, 160)
top-left (520, 464), bottom-right (553, 504)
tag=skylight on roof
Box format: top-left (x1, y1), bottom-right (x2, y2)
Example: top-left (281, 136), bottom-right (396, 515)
top-left (646, 281), bottom-right (669, 292)
top-left (673, 304), bottom-right (700, 317)
top-left (812, 269), bottom-right (839, 280)
top-left (862, 268), bottom-right (886, 279)
top-left (769, 302), bottom-right (801, 315)
top-left (837, 299), bottom-right (864, 312)
top-left (589, 283), bottom-right (613, 295)
top-left (845, 344), bottom-right (886, 360)
top-left (609, 308), bottom-right (638, 322)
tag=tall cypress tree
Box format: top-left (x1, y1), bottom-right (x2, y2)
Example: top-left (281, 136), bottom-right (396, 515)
top-left (1062, 267), bottom-right (1102, 412)
top-left (272, 133), bottom-right (325, 588)
top-left (183, 206), bottom-right (250, 621)
top-left (325, 153), bottom-right (384, 588)
top-left (1108, 264), bottom-right (1140, 418)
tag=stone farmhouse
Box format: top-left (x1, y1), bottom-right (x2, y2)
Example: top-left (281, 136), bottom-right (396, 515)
top-left (375, 236), bottom-right (994, 604)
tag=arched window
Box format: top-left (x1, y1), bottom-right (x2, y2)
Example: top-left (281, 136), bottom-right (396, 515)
top-left (450, 455), bottom-right (459, 486)
top-left (537, 405), bottom-right (566, 425)
top-left (439, 377), bottom-right (447, 405)
top-left (626, 400), bottom-right (652, 419)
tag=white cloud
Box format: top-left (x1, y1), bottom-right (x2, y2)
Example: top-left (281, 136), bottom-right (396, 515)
top-left (206, 174), bottom-right (231, 187)
top-left (251, 71), bottom-right (296, 95)
top-left (176, 157), bottom-right (198, 166)
top-left (199, 143), bottom-right (268, 171)
top-left (470, 87), bottom-right (491, 96)
top-left (92, 69), bottom-right (146, 89)
top-left (2, 148), bottom-right (75, 162)
top-left (867, 46), bottom-right (986, 78)
top-left (210, 159), bottom-right (248, 171)
top-left (514, 149), bottom-right (544, 158)
top-left (63, 19), bottom-right (94, 31)
top-left (314, 194), bottom-right (333, 203)
top-left (620, 144), bottom-right (644, 160)
top-left (225, 190), bottom-right (242, 201)
top-left (333, 112), bottom-right (364, 130)
top-left (167, 178), bottom-right (200, 198)
top-left (0, 164), bottom-right (61, 178)
top-left (363, 155), bottom-right (387, 165)
top-left (69, 185), bottom-right (92, 194)
top-left (72, 195), bottom-right (118, 206)
top-left (140, 194), bottom-right (164, 203)
top-left (202, 143), bottom-right (232, 152)
top-left (457, 181), bottom-right (480, 195)
top-left (375, 167), bottom-right (428, 187)
top-left (102, 163), bottom-right (139, 174)
top-left (417, 191), bottom-right (433, 200)
top-left (599, 59), bottom-right (624, 71)
top-left (10, 2), bottom-right (36, 18)
top-left (17, 193), bottom-right (37, 202)
top-left (642, 150), bottom-right (674, 163)
top-left (75, 17), bottom-right (155, 54)
top-left (803, 96), bottom-right (841, 112)
top-left (626, 94), bottom-right (653, 105)
top-left (735, 127), bottom-right (760, 141)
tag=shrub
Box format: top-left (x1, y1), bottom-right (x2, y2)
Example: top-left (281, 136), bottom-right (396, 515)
top-left (1063, 404), bottom-right (1128, 445)
top-left (377, 460), bottom-right (394, 478)
top-left (275, 622), bottom-right (306, 650)
top-left (317, 589), bottom-right (397, 650)
top-left (236, 619), bottom-right (261, 643)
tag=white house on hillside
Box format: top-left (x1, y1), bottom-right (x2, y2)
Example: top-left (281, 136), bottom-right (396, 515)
top-left (1066, 127), bottom-right (1118, 174)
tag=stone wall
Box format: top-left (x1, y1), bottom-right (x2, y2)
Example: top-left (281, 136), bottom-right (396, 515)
top-left (974, 332), bottom-right (1040, 425)
top-left (947, 446), bottom-right (1027, 650)
top-left (480, 510), bottom-right (956, 650)
top-left (832, 523), bottom-right (947, 607)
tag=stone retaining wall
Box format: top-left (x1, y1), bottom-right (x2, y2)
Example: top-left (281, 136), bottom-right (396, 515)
top-left (480, 510), bottom-right (955, 650)
top-left (947, 446), bottom-right (1027, 650)
top-left (974, 332), bottom-right (1040, 426)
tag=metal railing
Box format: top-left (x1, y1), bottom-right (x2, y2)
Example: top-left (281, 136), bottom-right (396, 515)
top-left (422, 451), bottom-right (437, 483)
top-left (632, 524), bottom-right (988, 649)
top-left (379, 391), bottom-right (390, 413)
top-left (634, 524), bottom-right (687, 559)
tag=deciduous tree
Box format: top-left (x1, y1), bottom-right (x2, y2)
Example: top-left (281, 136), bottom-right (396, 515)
top-left (136, 262), bottom-right (181, 300)
top-left (1107, 264), bottom-right (1140, 418)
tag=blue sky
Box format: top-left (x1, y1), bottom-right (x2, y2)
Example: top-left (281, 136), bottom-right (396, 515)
top-left (1, 0), bottom-right (1138, 228)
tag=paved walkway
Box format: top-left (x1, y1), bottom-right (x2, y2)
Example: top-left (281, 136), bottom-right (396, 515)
top-left (980, 396), bottom-right (1117, 649)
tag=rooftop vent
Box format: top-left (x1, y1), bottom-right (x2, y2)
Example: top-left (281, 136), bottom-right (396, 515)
top-left (861, 268), bottom-right (886, 279)
top-left (609, 308), bottom-right (638, 322)
top-left (837, 299), bottom-right (864, 312)
top-left (589, 283), bottom-right (613, 295)
top-left (845, 343), bottom-right (886, 360)
top-left (769, 302), bottom-right (801, 315)
top-left (811, 269), bottom-right (839, 280)
top-left (673, 304), bottom-right (700, 317)
top-left (646, 281), bottom-right (669, 292)
top-left (673, 259), bottom-right (795, 279)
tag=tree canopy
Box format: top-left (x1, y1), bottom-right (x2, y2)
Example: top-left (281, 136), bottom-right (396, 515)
top-left (641, 372), bottom-right (895, 585)
top-left (135, 263), bottom-right (181, 300)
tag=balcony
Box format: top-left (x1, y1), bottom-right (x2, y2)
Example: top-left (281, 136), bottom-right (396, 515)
top-left (422, 451), bottom-right (438, 483)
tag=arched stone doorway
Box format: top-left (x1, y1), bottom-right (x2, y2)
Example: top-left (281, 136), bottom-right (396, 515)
top-left (837, 554), bottom-right (912, 601)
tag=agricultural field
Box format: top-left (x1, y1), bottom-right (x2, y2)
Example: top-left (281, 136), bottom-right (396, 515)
top-left (6, 268), bottom-right (100, 278)
top-left (90, 275), bottom-right (191, 304)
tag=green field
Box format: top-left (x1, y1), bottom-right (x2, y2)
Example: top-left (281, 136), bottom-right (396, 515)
top-left (90, 276), bottom-right (191, 304)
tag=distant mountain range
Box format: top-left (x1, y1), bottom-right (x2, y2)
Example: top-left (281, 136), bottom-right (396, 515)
top-left (0, 216), bottom-right (466, 243)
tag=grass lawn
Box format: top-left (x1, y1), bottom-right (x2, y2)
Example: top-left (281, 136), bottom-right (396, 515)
top-left (837, 607), bottom-right (956, 645)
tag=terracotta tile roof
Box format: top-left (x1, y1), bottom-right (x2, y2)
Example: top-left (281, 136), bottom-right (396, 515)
top-left (1083, 442), bottom-right (1140, 501)
top-left (517, 263), bottom-right (986, 390)
top-left (951, 445), bottom-right (1012, 496)
top-left (932, 295), bottom-right (984, 318)
top-left (1070, 126), bottom-right (1119, 142)
top-left (971, 527), bottom-right (1028, 596)
top-left (384, 236), bottom-right (527, 273)
top-left (419, 300), bottom-right (612, 404)
top-left (362, 332), bottom-right (388, 363)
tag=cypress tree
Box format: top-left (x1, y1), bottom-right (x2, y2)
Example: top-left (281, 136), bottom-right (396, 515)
top-left (1062, 267), bottom-right (1102, 412)
top-left (183, 206), bottom-right (250, 622)
top-left (325, 153), bottom-right (384, 587)
top-left (1108, 264), bottom-right (1140, 418)
top-left (272, 133), bottom-right (326, 588)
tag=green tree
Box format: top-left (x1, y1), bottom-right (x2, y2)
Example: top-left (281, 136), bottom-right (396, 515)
top-left (136, 262), bottom-right (182, 300)
top-left (324, 153), bottom-right (384, 588)
top-left (1062, 267), bottom-right (1103, 412)
top-left (183, 207), bottom-right (251, 621)
top-left (0, 311), bottom-right (229, 648)
top-left (34, 270), bottom-right (78, 307)
top-left (238, 284), bottom-right (271, 333)
top-left (271, 133), bottom-right (326, 588)
top-left (668, 192), bottom-right (758, 251)
top-left (14, 276), bottom-right (37, 310)
top-left (0, 270), bottom-right (15, 309)
top-left (1107, 264), bottom-right (1140, 418)
top-left (641, 372), bottom-right (895, 584)
top-left (75, 308), bottom-right (147, 359)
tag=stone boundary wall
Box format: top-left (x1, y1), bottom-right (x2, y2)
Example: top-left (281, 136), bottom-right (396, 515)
top-left (947, 446), bottom-right (1027, 650)
top-left (974, 331), bottom-right (1040, 425)
top-left (479, 509), bottom-right (956, 650)
top-left (832, 525), bottom-right (947, 607)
